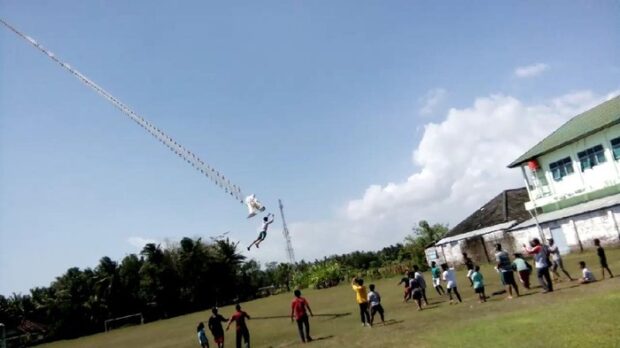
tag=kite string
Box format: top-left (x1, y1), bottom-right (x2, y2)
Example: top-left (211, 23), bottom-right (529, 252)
top-left (0, 18), bottom-right (244, 203)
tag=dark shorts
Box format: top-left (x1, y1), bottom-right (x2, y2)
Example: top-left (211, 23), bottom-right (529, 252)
top-left (600, 259), bottom-right (608, 268)
top-left (411, 289), bottom-right (422, 300)
top-left (474, 286), bottom-right (485, 294)
top-left (258, 231), bottom-right (267, 240)
top-left (501, 271), bottom-right (516, 286)
top-left (370, 304), bottom-right (384, 315)
top-left (214, 336), bottom-right (224, 344)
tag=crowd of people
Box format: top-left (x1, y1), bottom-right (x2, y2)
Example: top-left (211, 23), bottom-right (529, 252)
top-left (195, 238), bottom-right (614, 347)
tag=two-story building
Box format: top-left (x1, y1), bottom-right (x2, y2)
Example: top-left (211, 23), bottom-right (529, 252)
top-left (507, 95), bottom-right (620, 253)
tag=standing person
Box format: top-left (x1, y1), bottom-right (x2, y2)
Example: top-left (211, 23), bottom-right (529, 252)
top-left (594, 239), bottom-right (614, 279)
top-left (397, 271), bottom-right (412, 302)
top-left (463, 253), bottom-right (475, 286)
top-left (367, 284), bottom-right (385, 325)
top-left (226, 304), bottom-right (251, 348)
top-left (512, 253), bottom-right (532, 289)
top-left (441, 263), bottom-right (462, 304)
top-left (247, 213), bottom-right (274, 251)
top-left (412, 265), bottom-right (429, 306)
top-left (578, 261), bottom-right (596, 284)
top-left (548, 238), bottom-right (574, 281)
top-left (291, 290), bottom-right (313, 343)
top-left (495, 244), bottom-right (520, 299)
top-left (523, 239), bottom-right (553, 293)
top-left (430, 261), bottom-right (445, 295)
top-left (471, 265), bottom-right (486, 303)
top-left (197, 322), bottom-right (210, 348)
top-left (208, 308), bottom-right (228, 348)
top-left (351, 277), bottom-right (371, 327)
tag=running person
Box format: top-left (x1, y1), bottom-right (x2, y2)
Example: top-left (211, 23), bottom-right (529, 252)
top-left (226, 304), bottom-right (251, 348)
top-left (495, 244), bottom-right (519, 299)
top-left (247, 213), bottom-right (274, 251)
top-left (208, 308), bottom-right (228, 348)
top-left (397, 271), bottom-right (412, 302)
top-left (463, 253), bottom-right (475, 286)
top-left (547, 238), bottom-right (574, 281)
top-left (412, 265), bottom-right (429, 306)
top-left (430, 261), bottom-right (445, 295)
top-left (291, 290), bottom-right (313, 343)
top-left (471, 265), bottom-right (486, 303)
top-left (441, 263), bottom-right (462, 303)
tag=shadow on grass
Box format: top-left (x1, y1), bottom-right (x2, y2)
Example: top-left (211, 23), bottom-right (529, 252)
top-left (313, 335), bottom-right (335, 341)
top-left (253, 313), bottom-right (351, 320)
top-left (556, 284), bottom-right (581, 290)
top-left (374, 319), bottom-right (404, 327)
top-left (320, 312), bottom-right (352, 320)
top-left (421, 305), bottom-right (440, 310)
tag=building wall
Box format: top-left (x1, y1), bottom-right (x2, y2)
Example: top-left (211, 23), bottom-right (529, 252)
top-left (523, 123), bottom-right (620, 211)
top-left (426, 205), bottom-right (620, 266)
top-left (511, 206), bottom-right (620, 252)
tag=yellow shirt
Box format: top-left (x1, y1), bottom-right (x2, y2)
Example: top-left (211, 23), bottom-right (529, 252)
top-left (352, 284), bottom-right (368, 304)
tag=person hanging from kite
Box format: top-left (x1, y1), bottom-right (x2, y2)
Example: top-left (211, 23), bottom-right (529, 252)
top-left (247, 213), bottom-right (274, 251)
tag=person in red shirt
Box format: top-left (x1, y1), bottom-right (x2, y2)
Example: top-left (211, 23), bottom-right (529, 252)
top-left (226, 304), bottom-right (251, 348)
top-left (290, 289), bottom-right (314, 343)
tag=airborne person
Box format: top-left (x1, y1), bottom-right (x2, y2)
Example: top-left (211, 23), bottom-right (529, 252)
top-left (247, 213), bottom-right (274, 251)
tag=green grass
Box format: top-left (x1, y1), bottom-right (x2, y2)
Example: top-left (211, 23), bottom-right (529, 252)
top-left (40, 248), bottom-right (620, 348)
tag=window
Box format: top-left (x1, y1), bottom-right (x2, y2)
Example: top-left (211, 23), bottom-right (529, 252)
top-left (549, 157), bottom-right (574, 181)
top-left (577, 144), bottom-right (606, 171)
top-left (611, 137), bottom-right (620, 160)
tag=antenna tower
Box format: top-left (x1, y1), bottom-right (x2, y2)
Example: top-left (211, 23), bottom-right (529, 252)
top-left (278, 199), bottom-right (296, 264)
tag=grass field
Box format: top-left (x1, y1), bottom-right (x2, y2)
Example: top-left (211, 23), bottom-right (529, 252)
top-left (40, 248), bottom-right (620, 348)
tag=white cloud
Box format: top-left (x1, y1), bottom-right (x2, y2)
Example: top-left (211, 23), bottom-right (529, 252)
top-left (419, 88), bottom-right (447, 115)
top-left (514, 63), bottom-right (549, 78)
top-left (127, 236), bottom-right (159, 251)
top-left (279, 90), bottom-right (618, 262)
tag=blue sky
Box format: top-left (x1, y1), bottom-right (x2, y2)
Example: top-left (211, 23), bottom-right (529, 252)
top-left (1, 1), bottom-right (619, 295)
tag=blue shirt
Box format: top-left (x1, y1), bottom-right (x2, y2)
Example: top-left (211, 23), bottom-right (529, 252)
top-left (471, 271), bottom-right (484, 289)
top-left (198, 328), bottom-right (208, 344)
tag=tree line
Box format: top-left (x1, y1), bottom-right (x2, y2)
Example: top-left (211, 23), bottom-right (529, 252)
top-left (0, 221), bottom-right (447, 345)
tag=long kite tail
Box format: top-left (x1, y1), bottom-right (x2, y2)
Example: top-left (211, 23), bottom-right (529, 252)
top-left (1, 18), bottom-right (245, 202)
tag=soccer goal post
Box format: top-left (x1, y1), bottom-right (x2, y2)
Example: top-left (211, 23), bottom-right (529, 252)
top-left (104, 313), bottom-right (144, 332)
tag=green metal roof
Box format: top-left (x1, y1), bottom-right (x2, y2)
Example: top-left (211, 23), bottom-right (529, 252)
top-left (508, 95), bottom-right (620, 168)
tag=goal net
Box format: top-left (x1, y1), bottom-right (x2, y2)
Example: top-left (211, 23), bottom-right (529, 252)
top-left (104, 313), bottom-right (144, 332)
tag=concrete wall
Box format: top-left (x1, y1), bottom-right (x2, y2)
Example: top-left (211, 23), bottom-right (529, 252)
top-left (511, 205), bottom-right (620, 251)
top-left (426, 205), bottom-right (620, 266)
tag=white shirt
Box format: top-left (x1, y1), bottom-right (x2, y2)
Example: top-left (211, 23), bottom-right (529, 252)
top-left (442, 269), bottom-right (457, 289)
top-left (260, 218), bottom-right (273, 232)
top-left (367, 291), bottom-right (381, 307)
top-left (582, 267), bottom-right (595, 281)
top-left (414, 271), bottom-right (427, 289)
top-left (548, 245), bottom-right (561, 261)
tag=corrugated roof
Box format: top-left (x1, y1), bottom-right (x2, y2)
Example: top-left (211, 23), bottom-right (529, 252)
top-left (444, 187), bottom-right (530, 238)
top-left (436, 220), bottom-right (517, 245)
top-left (511, 192), bottom-right (620, 229)
top-left (508, 95), bottom-right (620, 168)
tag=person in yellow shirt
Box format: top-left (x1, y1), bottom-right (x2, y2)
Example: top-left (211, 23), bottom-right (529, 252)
top-left (351, 277), bottom-right (371, 327)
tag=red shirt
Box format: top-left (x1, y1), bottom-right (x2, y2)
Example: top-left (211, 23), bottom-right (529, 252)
top-left (230, 310), bottom-right (249, 331)
top-left (291, 297), bottom-right (309, 320)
